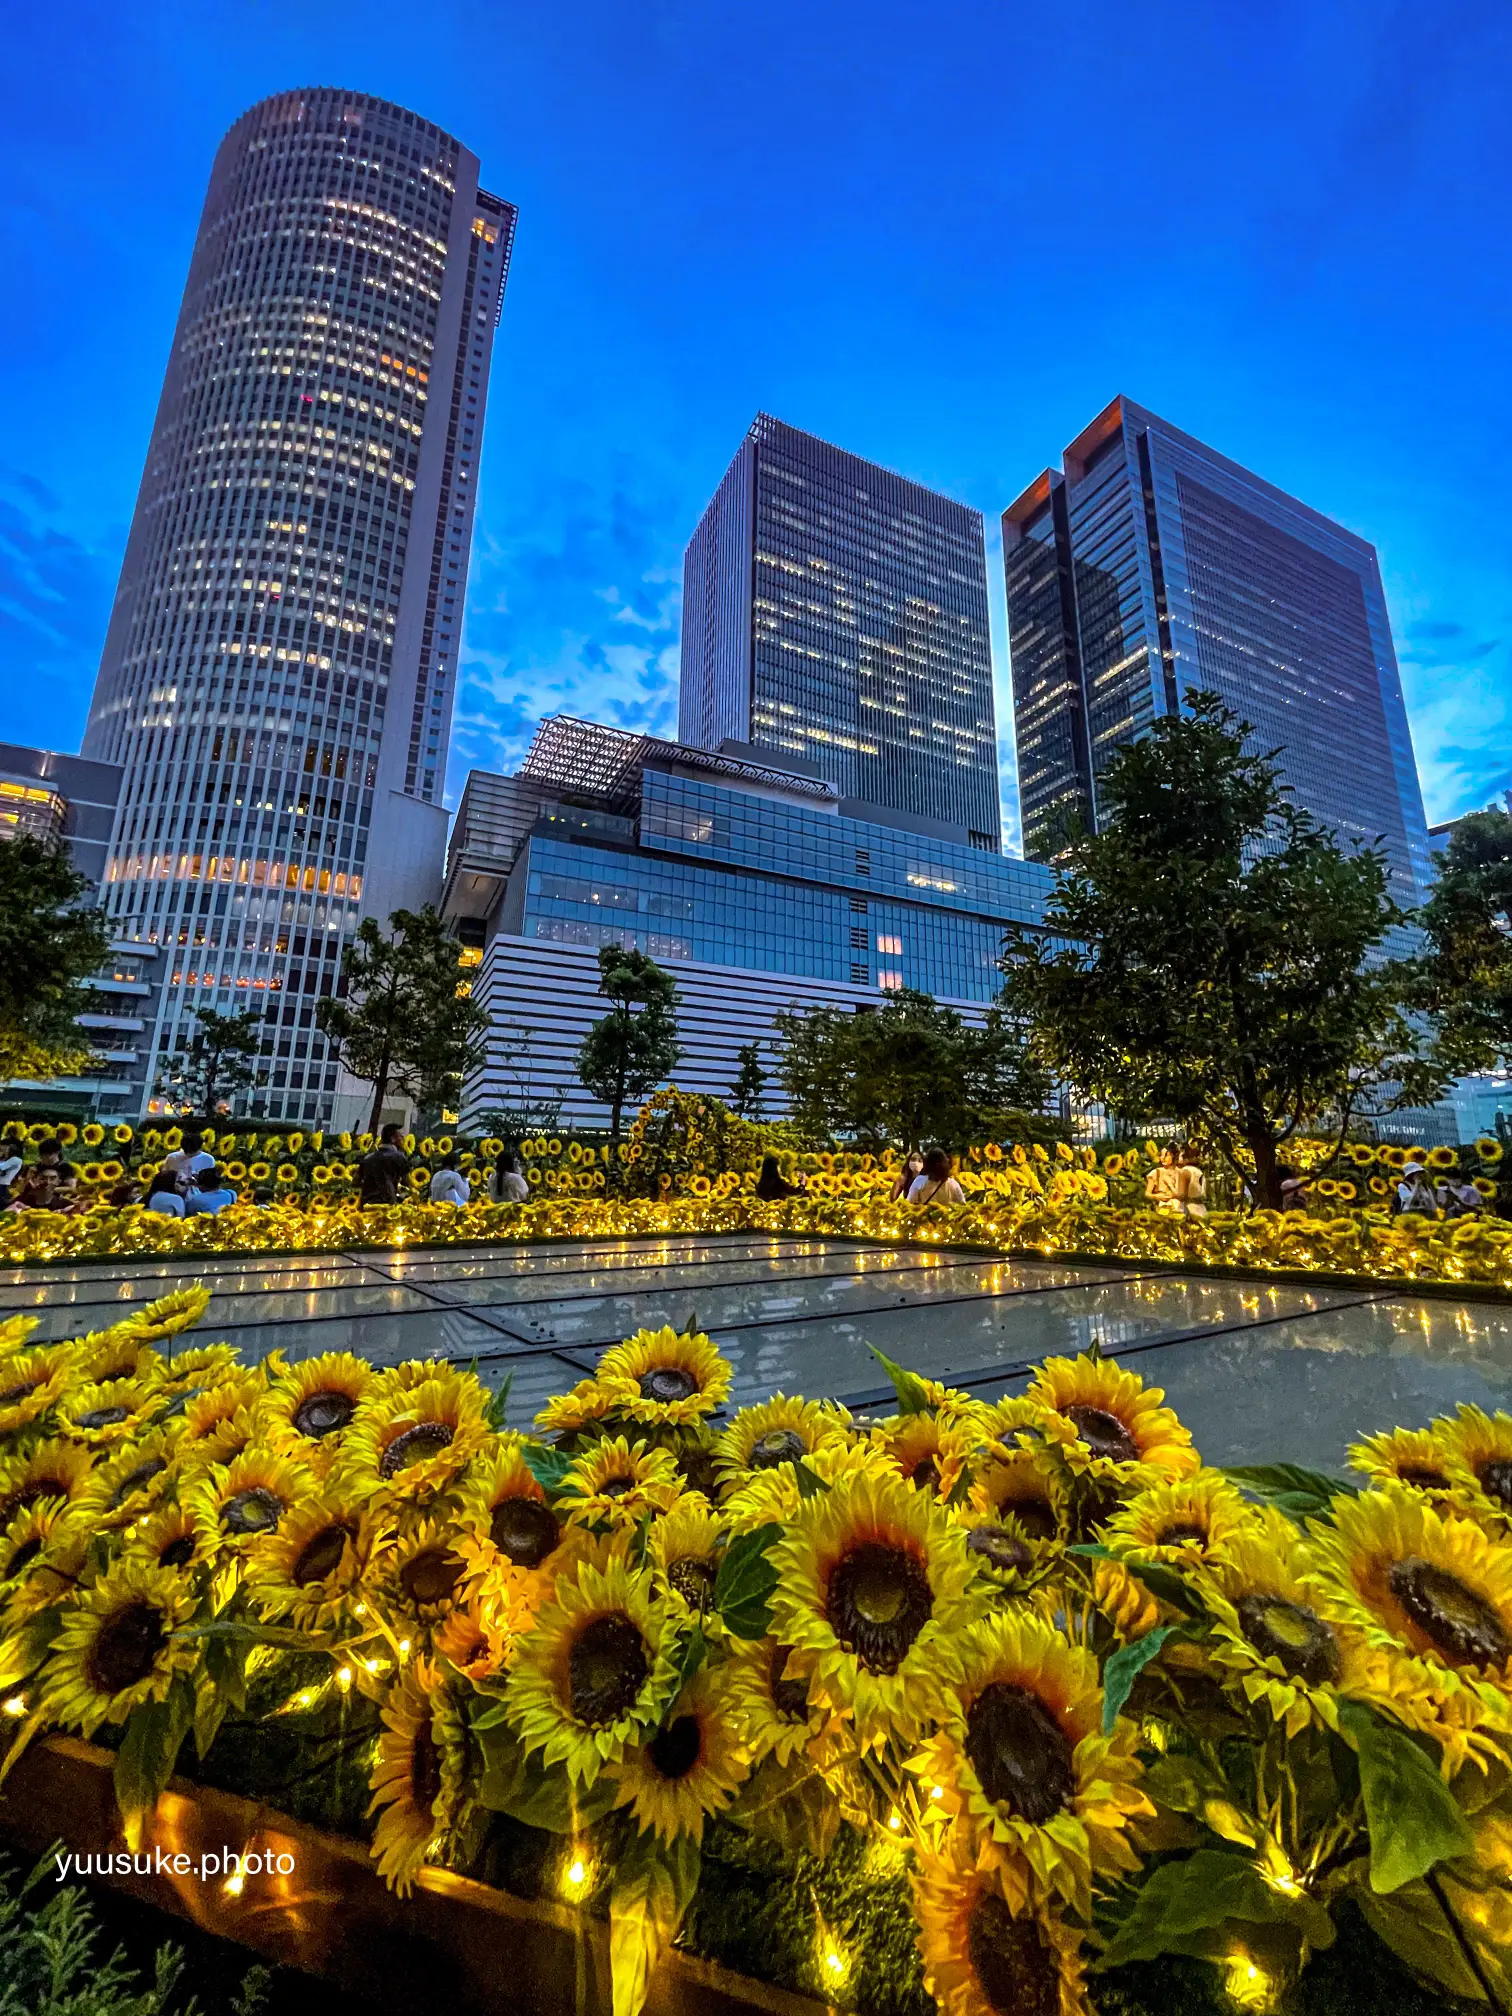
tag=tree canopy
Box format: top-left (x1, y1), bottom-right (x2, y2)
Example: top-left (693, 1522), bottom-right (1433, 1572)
top-left (998, 692), bottom-right (1443, 1207)
top-left (315, 906), bottom-right (488, 1133)
top-left (729, 1040), bottom-right (768, 1120)
top-left (1411, 800), bottom-right (1512, 1078)
top-left (155, 1007), bottom-right (261, 1116)
top-left (576, 945), bottom-right (681, 1167)
top-left (774, 986), bottom-right (1052, 1150)
top-left (0, 834), bottom-right (111, 1083)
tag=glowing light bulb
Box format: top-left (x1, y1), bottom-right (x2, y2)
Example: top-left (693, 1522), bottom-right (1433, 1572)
top-left (3, 1695), bottom-right (27, 1718)
top-left (562, 1851), bottom-right (592, 1901)
top-left (336, 1666), bottom-right (353, 1691)
top-left (887, 1810), bottom-right (903, 1832)
top-left (223, 1871), bottom-right (245, 1898)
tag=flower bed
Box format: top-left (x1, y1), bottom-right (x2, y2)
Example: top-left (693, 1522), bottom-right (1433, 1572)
top-left (0, 1289), bottom-right (1510, 2015)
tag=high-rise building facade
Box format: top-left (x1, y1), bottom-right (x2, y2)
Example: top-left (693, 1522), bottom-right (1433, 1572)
top-left (680, 414), bottom-right (1002, 850)
top-left (1002, 397), bottom-right (1432, 906)
top-left (82, 88), bottom-right (515, 1123)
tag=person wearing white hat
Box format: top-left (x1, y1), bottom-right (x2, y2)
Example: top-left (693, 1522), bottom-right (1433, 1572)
top-left (1395, 1160), bottom-right (1438, 1215)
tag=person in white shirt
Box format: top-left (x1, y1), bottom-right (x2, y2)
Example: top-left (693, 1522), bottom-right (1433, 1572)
top-left (184, 1166), bottom-right (239, 1216)
top-left (429, 1153), bottom-right (471, 1207)
top-left (493, 1150), bottom-right (529, 1203)
top-left (1395, 1161), bottom-right (1438, 1215)
top-left (143, 1170), bottom-right (186, 1216)
top-left (907, 1147), bottom-right (966, 1206)
top-left (162, 1131), bottom-right (216, 1194)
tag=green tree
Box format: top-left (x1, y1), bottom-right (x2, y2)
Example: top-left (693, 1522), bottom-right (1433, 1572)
top-left (0, 834), bottom-right (111, 1084)
top-left (1411, 799), bottom-right (1512, 1076)
top-left (576, 946), bottom-right (680, 1173)
top-left (774, 987), bottom-right (1051, 1149)
top-left (154, 1007), bottom-right (262, 1116)
top-left (729, 1039), bottom-right (768, 1119)
top-left (315, 906), bottom-right (488, 1134)
top-left (998, 693), bottom-right (1444, 1208)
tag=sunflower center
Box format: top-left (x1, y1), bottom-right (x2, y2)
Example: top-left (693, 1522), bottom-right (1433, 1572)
top-left (294, 1523), bottom-right (355, 1585)
top-left (966, 1890), bottom-right (1060, 2016)
top-left (0, 1478), bottom-right (66, 1526)
top-left (1063, 1404), bottom-right (1139, 1465)
top-left (770, 1644), bottom-right (810, 1719)
top-left (910, 1456), bottom-right (942, 1496)
top-left (410, 1728), bottom-right (443, 1817)
top-left (159, 1535), bottom-right (197, 1569)
top-left (826, 1540), bottom-right (932, 1674)
top-left (1006, 1497), bottom-right (1059, 1542)
top-left (400, 1547), bottom-right (463, 1609)
top-left (76, 1406), bottom-right (131, 1432)
top-left (677, 1444), bottom-right (721, 1499)
top-left (965, 1682), bottom-right (1075, 1823)
top-left (1154, 1521), bottom-right (1208, 1548)
top-left (598, 1473), bottom-right (636, 1500)
top-left (1387, 1557), bottom-right (1512, 1669)
top-left (1397, 1465), bottom-right (1450, 1492)
top-left (111, 1457), bottom-right (167, 1508)
top-left (666, 1557), bottom-right (717, 1611)
top-left (568, 1611), bottom-right (649, 1725)
top-left (1236, 1595), bottom-right (1343, 1686)
top-left (5, 1536), bottom-right (43, 1576)
top-left (750, 1428), bottom-right (807, 1470)
top-left (639, 1368), bottom-right (698, 1405)
top-left (379, 1421), bottom-right (454, 1479)
top-left (1476, 1459), bottom-right (1512, 1510)
top-left (221, 1486), bottom-right (286, 1535)
top-left (490, 1496), bottom-right (561, 1568)
top-left (0, 1378), bottom-right (41, 1410)
top-left (88, 1601), bottom-right (166, 1696)
top-left (648, 1714), bottom-right (703, 1781)
top-left (293, 1389), bottom-right (356, 1438)
top-left (967, 1525), bottom-right (1032, 1575)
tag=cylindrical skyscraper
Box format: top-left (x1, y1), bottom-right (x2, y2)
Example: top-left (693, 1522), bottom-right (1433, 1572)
top-left (84, 88), bottom-right (515, 1125)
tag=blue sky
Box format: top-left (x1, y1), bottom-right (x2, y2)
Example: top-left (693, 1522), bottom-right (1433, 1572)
top-left (3, 1), bottom-right (1509, 852)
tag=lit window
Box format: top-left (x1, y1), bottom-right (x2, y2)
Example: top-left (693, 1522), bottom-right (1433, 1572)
top-left (876, 933), bottom-right (902, 955)
top-left (877, 970), bottom-right (903, 991)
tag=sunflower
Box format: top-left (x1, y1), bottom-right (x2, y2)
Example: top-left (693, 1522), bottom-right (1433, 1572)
top-left (1026, 1356), bottom-right (1198, 1486)
top-left (725, 1635), bottom-right (836, 1766)
top-left (70, 1426), bottom-right (183, 1531)
top-left (720, 1434), bottom-right (895, 1531)
top-left (1200, 1512), bottom-right (1385, 1739)
top-left (175, 1378), bottom-right (265, 1469)
top-left (432, 1596), bottom-right (511, 1682)
top-left (506, 1554), bottom-right (679, 1786)
top-left (594, 1326), bottom-right (732, 1427)
top-left (0, 1345), bottom-right (73, 1437)
top-left (336, 1373), bottom-right (488, 1502)
top-left (55, 1378), bottom-right (157, 1451)
top-left (1350, 1425), bottom-right (1459, 1500)
top-left (910, 1611), bottom-right (1148, 1918)
top-left (368, 1670), bottom-right (469, 1894)
top-left (715, 1395), bottom-right (851, 1496)
top-left (0, 1438), bottom-right (96, 1529)
top-left (1439, 1405), bottom-right (1512, 1529)
top-left (124, 1501), bottom-right (215, 1577)
top-left (1475, 1138), bottom-right (1504, 1165)
top-left (40, 1557), bottom-right (198, 1735)
top-left (1314, 1487), bottom-right (1512, 1705)
top-left (648, 1497), bottom-right (725, 1615)
top-left (184, 1447), bottom-right (313, 1552)
top-left (1103, 1471), bottom-right (1253, 1569)
top-left (260, 1353), bottom-right (375, 1471)
top-left (968, 1444), bottom-right (1068, 1549)
top-left (604, 1665), bottom-right (750, 1845)
top-left (558, 1435), bottom-right (682, 1530)
top-left (370, 1516), bottom-right (470, 1632)
top-left (243, 1490), bottom-right (379, 1633)
top-left (913, 1825), bottom-right (1093, 2016)
top-left (533, 1378), bottom-right (617, 1438)
top-left (871, 1413), bottom-right (976, 1503)
top-left (770, 1469), bottom-right (982, 1746)
top-left (0, 1314), bottom-right (39, 1359)
top-left (0, 1498), bottom-right (63, 1586)
top-left (453, 1441), bottom-right (572, 1607)
top-left (147, 1342), bottom-right (242, 1395)
top-left (121, 1286), bottom-right (212, 1344)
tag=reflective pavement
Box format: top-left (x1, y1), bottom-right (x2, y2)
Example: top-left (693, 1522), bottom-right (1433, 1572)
top-left (2, 1233), bottom-right (1508, 1473)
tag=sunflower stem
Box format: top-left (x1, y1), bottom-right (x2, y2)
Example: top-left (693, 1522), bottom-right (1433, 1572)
top-left (1426, 1870), bottom-right (1506, 2014)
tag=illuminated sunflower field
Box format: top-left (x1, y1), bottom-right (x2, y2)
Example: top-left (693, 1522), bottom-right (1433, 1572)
top-left (1, 1290), bottom-right (1510, 2014)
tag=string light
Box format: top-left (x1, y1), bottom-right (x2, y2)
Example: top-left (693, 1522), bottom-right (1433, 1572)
top-left (561, 1850), bottom-right (593, 1901)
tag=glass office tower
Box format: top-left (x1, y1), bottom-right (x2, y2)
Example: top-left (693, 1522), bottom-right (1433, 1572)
top-left (82, 89), bottom-right (516, 1122)
top-left (1002, 397), bottom-right (1432, 906)
top-left (681, 414), bottom-right (1002, 850)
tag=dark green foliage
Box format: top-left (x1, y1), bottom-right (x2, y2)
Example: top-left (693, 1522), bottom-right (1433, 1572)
top-left (576, 946), bottom-right (680, 1168)
top-left (0, 832), bottom-right (111, 1084)
top-left (195, 1648), bottom-right (378, 1838)
top-left (775, 987), bottom-right (1051, 1150)
top-left (999, 693), bottom-right (1444, 1207)
top-left (729, 1040), bottom-right (768, 1120)
top-left (1411, 800), bottom-right (1512, 1076)
top-left (154, 1009), bottom-right (262, 1118)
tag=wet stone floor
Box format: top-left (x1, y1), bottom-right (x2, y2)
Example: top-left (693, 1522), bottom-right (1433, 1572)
top-left (2, 1233), bottom-right (1509, 1473)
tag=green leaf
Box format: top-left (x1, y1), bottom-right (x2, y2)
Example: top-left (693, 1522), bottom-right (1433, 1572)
top-left (1069, 1542), bottom-right (1204, 1617)
top-left (609, 1828), bottom-right (702, 2016)
top-left (1141, 1752), bottom-right (1232, 1816)
top-left (867, 1344), bottom-right (931, 1416)
top-left (484, 1370), bottom-right (514, 1432)
top-left (522, 1444), bottom-right (573, 1497)
top-left (1101, 1626), bottom-right (1179, 1733)
top-left (1098, 1848), bottom-right (1335, 1970)
top-left (714, 1523), bottom-right (783, 1640)
top-left (114, 1683), bottom-right (194, 1848)
top-left (726, 1754), bottom-right (841, 1861)
top-left (670, 1622), bottom-right (707, 1696)
top-left (1223, 1463), bottom-right (1359, 1524)
top-left (1351, 1879), bottom-right (1486, 2002)
top-left (1337, 1700), bottom-right (1473, 1893)
top-left (793, 1460), bottom-right (830, 1501)
top-left (474, 1717), bottom-right (615, 1833)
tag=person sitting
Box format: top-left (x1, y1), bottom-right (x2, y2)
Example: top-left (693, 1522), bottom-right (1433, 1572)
top-left (8, 1168), bottom-right (60, 1213)
top-left (1394, 1161), bottom-right (1439, 1215)
top-left (494, 1150), bottom-right (529, 1203)
top-left (143, 1169), bottom-right (186, 1216)
top-left (358, 1124), bottom-right (409, 1205)
top-left (184, 1165), bottom-right (239, 1215)
top-left (1278, 1167), bottom-right (1310, 1211)
top-left (754, 1154), bottom-right (804, 1201)
top-left (1438, 1173), bottom-right (1484, 1219)
top-left (428, 1152), bottom-right (471, 1207)
top-left (907, 1147), bottom-right (965, 1206)
top-left (162, 1129), bottom-right (215, 1195)
top-left (889, 1151), bottom-right (925, 1202)
top-left (107, 1179), bottom-right (143, 1208)
top-left (0, 1138), bottom-right (23, 1205)
top-left (36, 1138), bottom-right (80, 1207)
top-left (1144, 1146), bottom-right (1182, 1213)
